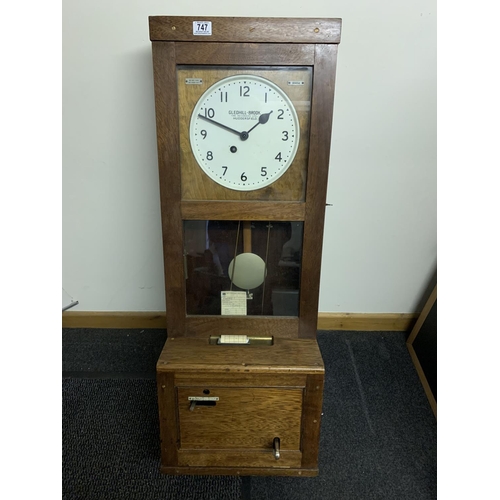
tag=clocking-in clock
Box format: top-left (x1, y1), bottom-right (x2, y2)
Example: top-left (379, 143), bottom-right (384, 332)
top-left (149, 16), bottom-right (341, 477)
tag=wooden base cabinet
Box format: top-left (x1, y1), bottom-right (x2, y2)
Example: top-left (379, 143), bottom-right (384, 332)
top-left (157, 337), bottom-right (324, 476)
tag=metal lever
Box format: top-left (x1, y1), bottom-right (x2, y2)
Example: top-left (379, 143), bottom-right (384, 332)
top-left (273, 437), bottom-right (281, 460)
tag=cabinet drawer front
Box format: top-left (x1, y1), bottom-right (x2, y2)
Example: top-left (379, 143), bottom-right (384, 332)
top-left (177, 387), bottom-right (303, 450)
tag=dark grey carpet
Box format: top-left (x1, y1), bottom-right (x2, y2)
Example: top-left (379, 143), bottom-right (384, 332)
top-left (62, 329), bottom-right (436, 500)
top-left (62, 328), bottom-right (167, 375)
top-left (62, 378), bottom-right (241, 500)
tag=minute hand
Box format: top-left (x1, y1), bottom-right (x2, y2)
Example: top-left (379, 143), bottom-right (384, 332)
top-left (198, 114), bottom-right (244, 138)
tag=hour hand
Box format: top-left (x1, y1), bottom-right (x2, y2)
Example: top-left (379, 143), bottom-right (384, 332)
top-left (198, 114), bottom-right (244, 139)
top-left (246, 111), bottom-right (273, 135)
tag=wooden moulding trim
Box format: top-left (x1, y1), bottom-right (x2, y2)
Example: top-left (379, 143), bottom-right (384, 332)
top-left (159, 465), bottom-right (318, 477)
top-left (151, 41), bottom-right (186, 338)
top-left (157, 373), bottom-right (178, 465)
top-left (406, 343), bottom-right (437, 418)
top-left (149, 17), bottom-right (342, 44)
top-left (176, 449), bottom-right (302, 468)
top-left (300, 374), bottom-right (323, 468)
top-left (406, 284), bottom-right (437, 418)
top-left (174, 42), bottom-right (315, 66)
top-left (181, 201), bottom-right (306, 221)
top-left (158, 362), bottom-right (322, 375)
top-left (185, 316), bottom-right (300, 338)
top-left (407, 285), bottom-right (437, 345)
top-left (298, 43), bottom-right (338, 339)
top-left (174, 373), bottom-right (307, 387)
top-left (62, 311), bottom-right (418, 331)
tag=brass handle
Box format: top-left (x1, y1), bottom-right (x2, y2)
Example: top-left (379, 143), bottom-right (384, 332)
top-left (273, 437), bottom-right (280, 460)
top-left (188, 399), bottom-right (218, 411)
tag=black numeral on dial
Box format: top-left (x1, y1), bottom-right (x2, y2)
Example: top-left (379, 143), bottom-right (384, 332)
top-left (204, 108), bottom-right (215, 118)
top-left (240, 86), bottom-right (250, 97)
top-left (206, 151), bottom-right (213, 161)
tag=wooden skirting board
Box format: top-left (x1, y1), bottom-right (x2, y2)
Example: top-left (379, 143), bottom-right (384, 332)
top-left (62, 311), bottom-right (418, 331)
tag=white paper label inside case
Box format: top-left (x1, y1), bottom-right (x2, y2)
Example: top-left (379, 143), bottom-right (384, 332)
top-left (221, 291), bottom-right (247, 316)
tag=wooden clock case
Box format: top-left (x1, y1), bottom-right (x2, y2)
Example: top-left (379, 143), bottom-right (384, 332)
top-left (149, 16), bottom-right (341, 476)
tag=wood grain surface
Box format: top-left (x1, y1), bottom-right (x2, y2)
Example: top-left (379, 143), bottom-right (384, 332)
top-left (180, 201), bottom-right (306, 220)
top-left (177, 387), bottom-right (303, 449)
top-left (300, 374), bottom-right (324, 468)
top-left (151, 42), bottom-right (186, 337)
top-left (157, 372), bottom-right (178, 466)
top-left (149, 17), bottom-right (341, 44)
top-left (160, 465), bottom-right (318, 476)
top-left (175, 42), bottom-right (315, 66)
top-left (177, 450), bottom-right (303, 468)
top-left (157, 336), bottom-right (324, 373)
top-left (174, 372), bottom-right (307, 388)
top-left (184, 316), bottom-right (300, 338)
top-left (156, 337), bottom-right (324, 472)
top-left (298, 44), bottom-right (339, 339)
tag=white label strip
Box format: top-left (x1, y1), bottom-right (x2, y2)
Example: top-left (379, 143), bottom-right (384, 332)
top-left (193, 21), bottom-right (212, 36)
top-left (219, 335), bottom-right (249, 344)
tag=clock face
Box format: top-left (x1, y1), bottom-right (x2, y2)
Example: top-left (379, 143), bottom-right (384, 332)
top-left (189, 75), bottom-right (300, 191)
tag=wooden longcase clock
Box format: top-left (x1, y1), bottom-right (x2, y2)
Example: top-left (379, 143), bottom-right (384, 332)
top-left (149, 16), bottom-right (341, 476)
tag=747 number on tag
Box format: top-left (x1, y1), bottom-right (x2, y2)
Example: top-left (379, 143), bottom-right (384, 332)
top-left (193, 21), bottom-right (212, 36)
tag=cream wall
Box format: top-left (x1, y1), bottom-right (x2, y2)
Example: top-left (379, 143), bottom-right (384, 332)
top-left (62, 1), bottom-right (436, 313)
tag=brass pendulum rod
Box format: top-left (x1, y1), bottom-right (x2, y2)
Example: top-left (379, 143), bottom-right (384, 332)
top-left (229, 221), bottom-right (241, 291)
top-left (243, 221), bottom-right (252, 253)
top-left (261, 222), bottom-right (272, 314)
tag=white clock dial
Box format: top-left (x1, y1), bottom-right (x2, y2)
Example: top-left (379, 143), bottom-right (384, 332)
top-left (189, 75), bottom-right (300, 191)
